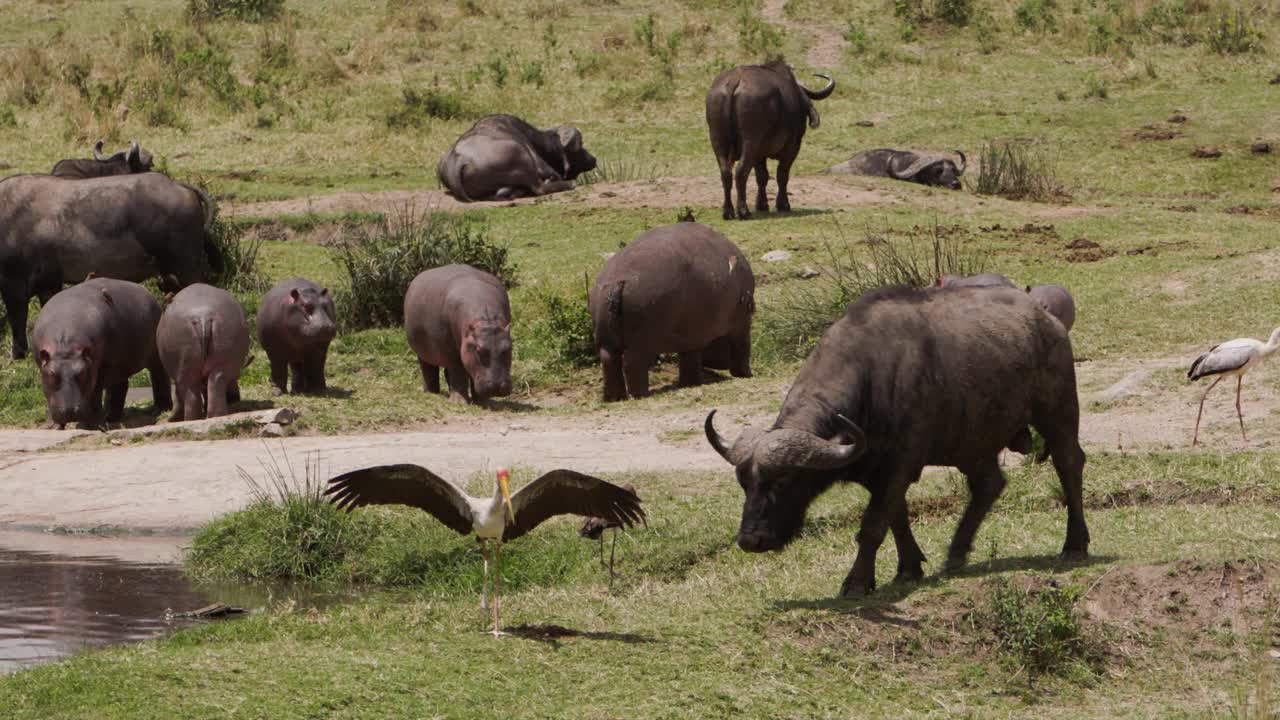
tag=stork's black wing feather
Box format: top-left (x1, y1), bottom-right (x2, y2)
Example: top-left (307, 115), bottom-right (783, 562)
top-left (323, 463), bottom-right (475, 535)
top-left (506, 470), bottom-right (646, 542)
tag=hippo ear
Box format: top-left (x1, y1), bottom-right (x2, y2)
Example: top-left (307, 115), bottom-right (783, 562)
top-left (79, 346), bottom-right (91, 361)
top-left (37, 349), bottom-right (50, 367)
top-left (288, 288), bottom-right (301, 304)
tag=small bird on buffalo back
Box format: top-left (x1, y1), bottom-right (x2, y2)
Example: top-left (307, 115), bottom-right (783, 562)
top-left (1187, 327), bottom-right (1280, 446)
top-left (324, 465), bottom-right (645, 637)
top-left (579, 483), bottom-right (640, 581)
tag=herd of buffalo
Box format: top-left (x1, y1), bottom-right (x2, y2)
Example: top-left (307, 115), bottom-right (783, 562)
top-left (1, 58), bottom-right (1105, 596)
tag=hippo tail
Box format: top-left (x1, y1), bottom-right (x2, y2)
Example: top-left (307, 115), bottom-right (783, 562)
top-left (437, 152), bottom-right (472, 202)
top-left (593, 280), bottom-right (625, 353)
top-left (190, 315), bottom-right (215, 364)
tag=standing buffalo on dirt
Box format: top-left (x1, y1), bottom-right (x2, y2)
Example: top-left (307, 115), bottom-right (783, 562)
top-left (0, 172), bottom-right (220, 359)
top-left (50, 140), bottom-right (154, 178)
top-left (437, 114), bottom-right (597, 202)
top-left (590, 223), bottom-right (755, 401)
top-left (157, 284), bottom-right (250, 421)
top-left (706, 60), bottom-right (834, 220)
top-left (830, 149), bottom-right (967, 190)
top-left (405, 264), bottom-right (513, 404)
top-left (33, 279), bottom-right (171, 429)
top-left (705, 286), bottom-right (1089, 597)
top-left (257, 278), bottom-right (338, 396)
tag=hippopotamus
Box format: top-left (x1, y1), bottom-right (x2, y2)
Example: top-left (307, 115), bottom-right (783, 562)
top-left (156, 284), bottom-right (250, 421)
top-left (256, 278), bottom-right (338, 395)
top-left (936, 273), bottom-right (1016, 289)
top-left (404, 264), bottom-right (513, 403)
top-left (1027, 284), bottom-right (1076, 332)
top-left (589, 222), bottom-right (755, 401)
top-left (32, 278), bottom-right (171, 429)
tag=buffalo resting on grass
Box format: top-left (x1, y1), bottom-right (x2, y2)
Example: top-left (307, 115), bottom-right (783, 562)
top-left (437, 114), bottom-right (597, 202)
top-left (51, 140), bottom-right (154, 178)
top-left (830, 149), bottom-right (966, 190)
top-left (706, 60), bottom-right (834, 220)
top-left (705, 285), bottom-right (1089, 597)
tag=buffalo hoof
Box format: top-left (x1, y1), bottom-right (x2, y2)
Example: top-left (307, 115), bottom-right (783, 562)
top-left (722, 207), bottom-right (735, 221)
top-left (894, 565), bottom-right (925, 584)
top-left (735, 208), bottom-right (751, 220)
top-left (838, 575), bottom-right (875, 598)
top-left (943, 555), bottom-right (968, 574)
top-left (1060, 548), bottom-right (1089, 563)
top-left (776, 197), bottom-right (792, 213)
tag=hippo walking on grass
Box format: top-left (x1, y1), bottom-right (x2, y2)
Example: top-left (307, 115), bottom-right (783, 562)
top-left (404, 265), bottom-right (513, 404)
top-left (257, 278), bottom-right (338, 395)
top-left (157, 284), bottom-right (250, 421)
top-left (589, 223), bottom-right (755, 401)
top-left (32, 279), bottom-right (171, 429)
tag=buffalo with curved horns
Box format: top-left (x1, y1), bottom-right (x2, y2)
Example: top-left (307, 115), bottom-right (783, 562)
top-left (706, 60), bottom-right (834, 220)
top-left (51, 140), bottom-right (154, 178)
top-left (830, 148), bottom-right (966, 190)
top-left (437, 114), bottom-right (597, 202)
top-left (705, 285), bottom-right (1088, 597)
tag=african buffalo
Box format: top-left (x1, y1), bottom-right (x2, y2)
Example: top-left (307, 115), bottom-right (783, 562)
top-left (51, 140), bottom-right (153, 178)
top-left (936, 273), bottom-right (1015, 289)
top-left (705, 285), bottom-right (1088, 597)
top-left (0, 172), bottom-right (220, 359)
top-left (706, 60), bottom-right (834, 220)
top-left (437, 114), bottom-right (597, 201)
top-left (830, 149), bottom-right (966, 190)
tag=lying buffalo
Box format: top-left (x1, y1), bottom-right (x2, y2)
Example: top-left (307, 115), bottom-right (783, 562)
top-left (437, 114), bottom-right (596, 201)
top-left (706, 60), bottom-right (834, 220)
top-left (830, 149), bottom-right (966, 189)
top-left (936, 273), bottom-right (1015, 289)
top-left (0, 172), bottom-right (220, 359)
top-left (706, 285), bottom-right (1089, 597)
top-left (51, 140), bottom-right (154, 178)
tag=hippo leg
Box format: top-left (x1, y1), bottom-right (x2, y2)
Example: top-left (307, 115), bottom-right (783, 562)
top-left (753, 160), bottom-right (770, 213)
top-left (677, 351), bottom-right (703, 387)
top-left (600, 348), bottom-right (626, 402)
top-left (168, 390), bottom-right (185, 423)
top-left (78, 387), bottom-right (107, 430)
top-left (420, 360), bottom-right (441, 394)
top-left (268, 357), bottom-right (289, 396)
top-left (775, 146), bottom-right (799, 213)
top-left (104, 382), bottom-right (129, 424)
top-left (444, 366), bottom-right (470, 404)
top-left (176, 383), bottom-right (203, 421)
top-left (304, 352), bottom-right (327, 393)
top-left (728, 333), bottom-right (752, 379)
top-left (226, 381), bottom-right (241, 406)
top-left (289, 362), bottom-right (307, 394)
top-left (622, 351), bottom-right (653, 399)
top-left (206, 372), bottom-right (230, 419)
top-left (2, 282), bottom-right (30, 359)
top-left (945, 457), bottom-right (1008, 573)
top-left (149, 353), bottom-right (172, 414)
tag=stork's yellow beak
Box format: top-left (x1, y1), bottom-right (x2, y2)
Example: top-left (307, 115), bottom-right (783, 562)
top-left (498, 469), bottom-right (515, 523)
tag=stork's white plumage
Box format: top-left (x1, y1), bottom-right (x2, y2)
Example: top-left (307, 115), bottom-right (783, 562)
top-left (324, 465), bottom-right (645, 636)
top-left (1187, 327), bottom-right (1280, 446)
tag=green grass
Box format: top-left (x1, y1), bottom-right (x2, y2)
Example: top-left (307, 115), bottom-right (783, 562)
top-left (5, 450), bottom-right (1280, 717)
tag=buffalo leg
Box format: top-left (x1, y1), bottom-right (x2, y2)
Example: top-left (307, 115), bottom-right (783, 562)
top-left (2, 282), bottom-right (30, 359)
top-left (268, 357), bottom-right (289, 396)
top-left (840, 467), bottom-right (916, 597)
top-left (775, 147), bottom-right (800, 213)
top-left (728, 333), bottom-right (752, 378)
top-left (945, 458), bottom-right (1008, 572)
top-left (104, 382), bottom-right (129, 424)
top-left (600, 348), bottom-right (627, 402)
top-left (444, 366), bottom-right (470, 404)
top-left (753, 160), bottom-right (770, 213)
top-left (718, 159), bottom-right (735, 221)
top-left (289, 362), bottom-right (307, 394)
top-left (622, 351), bottom-right (653, 399)
top-left (734, 148), bottom-right (759, 219)
top-left (891, 504), bottom-right (926, 583)
top-left (677, 351), bottom-right (702, 387)
top-left (1038, 424), bottom-right (1090, 561)
top-left (420, 360), bottom-right (440, 394)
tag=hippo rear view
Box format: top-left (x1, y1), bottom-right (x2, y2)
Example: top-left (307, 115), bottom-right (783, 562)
top-left (157, 284), bottom-right (251, 421)
top-left (589, 222), bottom-right (755, 401)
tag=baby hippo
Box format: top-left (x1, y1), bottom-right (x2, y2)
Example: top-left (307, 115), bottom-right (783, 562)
top-left (1027, 284), bottom-right (1076, 332)
top-left (32, 279), bottom-right (171, 429)
top-left (257, 278), bottom-right (338, 395)
top-left (156, 284), bottom-right (250, 421)
top-left (404, 264), bottom-right (513, 404)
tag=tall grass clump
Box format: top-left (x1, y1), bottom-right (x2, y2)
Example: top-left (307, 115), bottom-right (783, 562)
top-left (207, 216), bottom-right (269, 294)
top-left (187, 0), bottom-right (285, 23)
top-left (1205, 9), bottom-right (1265, 55)
top-left (525, 285), bottom-right (597, 371)
top-left (577, 158), bottom-right (664, 185)
top-left (972, 577), bottom-right (1102, 684)
top-left (384, 87), bottom-right (474, 128)
top-left (736, 0), bottom-right (783, 59)
top-left (757, 224), bottom-right (985, 362)
top-left (330, 208), bottom-right (516, 330)
top-left (975, 139), bottom-right (1065, 202)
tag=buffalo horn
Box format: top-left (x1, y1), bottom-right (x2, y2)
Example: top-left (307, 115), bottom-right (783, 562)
top-left (92, 139), bottom-right (106, 161)
top-left (704, 410), bottom-right (734, 464)
top-left (126, 140), bottom-right (139, 165)
top-left (954, 150), bottom-right (967, 175)
top-left (799, 72), bottom-right (835, 100)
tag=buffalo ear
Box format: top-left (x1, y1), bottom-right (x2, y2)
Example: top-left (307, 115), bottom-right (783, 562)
top-left (319, 287), bottom-right (329, 297)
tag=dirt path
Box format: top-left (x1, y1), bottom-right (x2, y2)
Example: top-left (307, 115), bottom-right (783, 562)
top-left (761, 0), bottom-right (848, 68)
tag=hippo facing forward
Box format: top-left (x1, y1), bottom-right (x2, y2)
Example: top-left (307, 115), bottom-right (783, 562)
top-left (257, 278), bottom-right (338, 395)
top-left (157, 284), bottom-right (250, 421)
top-left (589, 223), bottom-right (755, 401)
top-left (405, 265), bottom-right (513, 403)
top-left (32, 279), bottom-right (171, 429)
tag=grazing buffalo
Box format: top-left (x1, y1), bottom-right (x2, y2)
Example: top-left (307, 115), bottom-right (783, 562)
top-left (590, 223), bottom-right (755, 401)
top-left (51, 140), bottom-right (154, 178)
top-left (830, 149), bottom-right (966, 190)
top-left (437, 114), bottom-right (597, 202)
top-left (0, 172), bottom-right (220, 359)
top-left (706, 60), bottom-right (834, 220)
top-left (705, 285), bottom-right (1088, 597)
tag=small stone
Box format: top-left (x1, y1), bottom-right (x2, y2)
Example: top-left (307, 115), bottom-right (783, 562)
top-left (1251, 142), bottom-right (1272, 154)
top-left (1269, 649), bottom-right (1280, 660)
top-left (110, 439), bottom-right (122, 446)
top-left (599, 191), bottom-right (617, 198)
top-left (798, 268), bottom-right (820, 279)
top-left (260, 423), bottom-right (285, 437)
top-left (1192, 146), bottom-right (1222, 159)
top-left (761, 249), bottom-right (792, 263)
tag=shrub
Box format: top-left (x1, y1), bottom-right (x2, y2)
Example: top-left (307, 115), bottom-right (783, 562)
top-left (577, 158), bottom-right (663, 185)
top-left (1014, 0), bottom-right (1058, 33)
top-left (518, 59), bottom-right (545, 87)
top-left (758, 224), bottom-right (985, 362)
top-left (484, 55), bottom-right (508, 87)
top-left (186, 0), bottom-right (285, 23)
top-left (528, 288), bottom-right (597, 369)
top-left (974, 577), bottom-right (1100, 682)
top-left (1083, 74), bottom-right (1109, 99)
top-left (385, 87), bottom-right (473, 128)
top-left (974, 139), bottom-right (1065, 202)
top-left (843, 18), bottom-right (871, 54)
top-left (604, 77), bottom-right (674, 106)
top-left (1205, 9), bottom-right (1264, 55)
top-left (208, 217), bottom-right (269, 294)
top-left (0, 107), bottom-right (16, 128)
top-left (936, 0), bottom-right (973, 27)
top-left (330, 209), bottom-right (516, 330)
top-left (634, 13), bottom-right (658, 54)
top-left (736, 0), bottom-right (783, 60)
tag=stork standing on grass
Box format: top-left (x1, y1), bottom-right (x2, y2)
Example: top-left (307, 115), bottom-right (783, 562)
top-left (324, 465), bottom-right (645, 637)
top-left (579, 483), bottom-right (639, 581)
top-left (1188, 327), bottom-right (1280, 446)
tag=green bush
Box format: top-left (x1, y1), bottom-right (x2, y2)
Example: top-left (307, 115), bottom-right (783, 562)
top-left (1205, 9), bottom-right (1264, 55)
top-left (936, 0), bottom-right (973, 27)
top-left (330, 209), bottom-right (517, 330)
top-left (974, 139), bottom-right (1064, 202)
top-left (187, 0), bottom-right (285, 23)
top-left (843, 18), bottom-right (871, 54)
top-left (518, 59), bottom-right (545, 87)
top-left (0, 106), bottom-right (16, 128)
top-left (736, 0), bottom-right (783, 60)
top-left (529, 289), bottom-right (597, 369)
top-left (974, 577), bottom-right (1100, 682)
top-left (1014, 0), bottom-right (1058, 33)
top-left (385, 88), bottom-right (474, 128)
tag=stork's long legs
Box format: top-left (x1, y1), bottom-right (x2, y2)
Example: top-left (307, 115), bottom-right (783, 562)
top-left (491, 542), bottom-right (505, 637)
top-left (1236, 375), bottom-right (1248, 443)
top-left (479, 540), bottom-right (490, 610)
top-left (1192, 375), bottom-right (1223, 446)
top-left (609, 529), bottom-right (618, 579)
